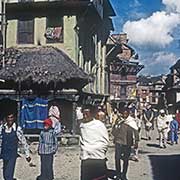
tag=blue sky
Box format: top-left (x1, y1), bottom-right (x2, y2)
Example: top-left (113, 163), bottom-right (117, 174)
top-left (109, 0), bottom-right (180, 75)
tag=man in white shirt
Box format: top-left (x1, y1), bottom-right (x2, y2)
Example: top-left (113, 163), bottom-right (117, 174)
top-left (75, 106), bottom-right (83, 134)
top-left (80, 105), bottom-right (109, 180)
top-left (157, 109), bottom-right (169, 148)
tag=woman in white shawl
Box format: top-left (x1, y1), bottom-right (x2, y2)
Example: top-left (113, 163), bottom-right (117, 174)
top-left (48, 101), bottom-right (61, 128)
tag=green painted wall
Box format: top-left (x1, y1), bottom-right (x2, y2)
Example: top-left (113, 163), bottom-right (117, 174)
top-left (6, 16), bottom-right (78, 61)
top-left (6, 11), bottom-right (108, 96)
top-left (34, 17), bottom-right (46, 46)
top-left (63, 16), bottom-right (77, 63)
top-left (7, 20), bottom-right (17, 47)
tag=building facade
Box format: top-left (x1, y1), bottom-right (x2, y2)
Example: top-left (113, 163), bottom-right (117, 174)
top-left (164, 59), bottom-right (180, 112)
top-left (3, 0), bottom-right (115, 99)
top-left (106, 33), bottom-right (143, 109)
top-left (0, 0), bottom-right (115, 134)
top-left (137, 75), bottom-right (166, 111)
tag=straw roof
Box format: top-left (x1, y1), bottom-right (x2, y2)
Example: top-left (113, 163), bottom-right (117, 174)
top-left (0, 46), bottom-right (91, 90)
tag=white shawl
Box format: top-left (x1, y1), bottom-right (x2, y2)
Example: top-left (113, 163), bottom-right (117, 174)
top-left (124, 116), bottom-right (138, 130)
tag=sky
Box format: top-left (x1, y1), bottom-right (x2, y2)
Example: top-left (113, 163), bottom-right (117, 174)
top-left (109, 0), bottom-right (180, 75)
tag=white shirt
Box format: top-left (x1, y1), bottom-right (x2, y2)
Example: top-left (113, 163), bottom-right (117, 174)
top-left (157, 115), bottom-right (168, 131)
top-left (80, 119), bottom-right (109, 160)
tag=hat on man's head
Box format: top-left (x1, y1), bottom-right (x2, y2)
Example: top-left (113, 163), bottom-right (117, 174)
top-left (44, 118), bottom-right (53, 127)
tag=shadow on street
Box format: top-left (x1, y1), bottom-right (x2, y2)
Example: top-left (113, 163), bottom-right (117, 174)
top-left (138, 149), bottom-right (151, 154)
top-left (149, 154), bottom-right (180, 180)
top-left (146, 143), bottom-right (160, 148)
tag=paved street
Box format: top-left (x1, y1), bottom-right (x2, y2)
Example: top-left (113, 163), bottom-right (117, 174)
top-left (1, 127), bottom-right (180, 180)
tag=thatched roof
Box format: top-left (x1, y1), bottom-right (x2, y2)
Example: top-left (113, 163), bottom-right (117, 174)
top-left (0, 46), bottom-right (91, 90)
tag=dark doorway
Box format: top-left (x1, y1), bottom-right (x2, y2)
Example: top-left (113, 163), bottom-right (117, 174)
top-left (0, 98), bottom-right (17, 121)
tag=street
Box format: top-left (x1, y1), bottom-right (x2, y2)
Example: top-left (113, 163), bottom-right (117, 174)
top-left (1, 127), bottom-right (180, 180)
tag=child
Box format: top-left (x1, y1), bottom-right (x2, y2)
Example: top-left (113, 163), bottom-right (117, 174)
top-left (37, 118), bottom-right (61, 180)
top-left (170, 116), bottom-right (178, 145)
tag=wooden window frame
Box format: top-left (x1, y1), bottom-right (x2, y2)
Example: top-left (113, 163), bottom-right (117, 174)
top-left (17, 19), bottom-right (34, 44)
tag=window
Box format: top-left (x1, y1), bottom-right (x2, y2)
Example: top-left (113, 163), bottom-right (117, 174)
top-left (152, 97), bottom-right (156, 103)
top-left (120, 86), bottom-right (126, 97)
top-left (17, 19), bottom-right (34, 44)
top-left (45, 16), bottom-right (63, 43)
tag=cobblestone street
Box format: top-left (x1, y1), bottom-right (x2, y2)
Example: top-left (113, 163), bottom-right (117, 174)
top-left (1, 127), bottom-right (180, 180)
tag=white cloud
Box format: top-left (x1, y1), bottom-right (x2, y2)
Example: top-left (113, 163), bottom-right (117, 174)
top-left (123, 11), bottom-right (180, 47)
top-left (141, 52), bottom-right (177, 75)
top-left (149, 51), bottom-right (177, 65)
top-left (162, 0), bottom-right (180, 13)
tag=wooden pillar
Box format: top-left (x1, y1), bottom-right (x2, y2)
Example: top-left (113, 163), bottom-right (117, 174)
top-left (17, 99), bottom-right (21, 125)
top-left (1, 0), bottom-right (7, 68)
top-left (72, 101), bottom-right (77, 135)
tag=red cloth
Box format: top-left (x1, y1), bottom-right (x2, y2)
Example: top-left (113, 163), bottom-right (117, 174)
top-left (176, 113), bottom-right (180, 127)
top-left (44, 118), bottom-right (53, 127)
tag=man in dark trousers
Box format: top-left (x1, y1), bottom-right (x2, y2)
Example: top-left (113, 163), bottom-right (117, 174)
top-left (80, 105), bottom-right (109, 180)
top-left (143, 104), bottom-right (155, 140)
top-left (0, 112), bottom-right (31, 180)
top-left (112, 108), bottom-right (139, 180)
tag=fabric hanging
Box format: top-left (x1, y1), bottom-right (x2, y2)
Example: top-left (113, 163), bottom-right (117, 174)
top-left (20, 97), bottom-right (48, 129)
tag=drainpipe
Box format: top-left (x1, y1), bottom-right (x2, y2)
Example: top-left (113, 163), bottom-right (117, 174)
top-left (1, 0), bottom-right (6, 68)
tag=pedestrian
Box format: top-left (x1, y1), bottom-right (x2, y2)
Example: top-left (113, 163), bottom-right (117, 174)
top-left (169, 116), bottom-right (179, 145)
top-left (75, 106), bottom-right (83, 134)
top-left (112, 108), bottom-right (139, 180)
top-left (129, 112), bottom-right (142, 162)
top-left (157, 109), bottom-right (169, 148)
top-left (37, 118), bottom-right (61, 180)
top-left (48, 101), bottom-right (61, 128)
top-left (175, 109), bottom-right (180, 130)
top-left (142, 104), bottom-right (155, 140)
top-left (110, 108), bottom-right (120, 127)
top-left (96, 105), bottom-right (106, 123)
top-left (0, 112), bottom-right (31, 180)
top-left (80, 105), bottom-right (109, 180)
top-left (128, 103), bottom-right (137, 118)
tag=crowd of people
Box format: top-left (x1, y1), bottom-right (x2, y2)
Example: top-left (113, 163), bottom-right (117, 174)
top-left (0, 102), bottom-right (179, 180)
top-left (78, 102), bottom-right (180, 180)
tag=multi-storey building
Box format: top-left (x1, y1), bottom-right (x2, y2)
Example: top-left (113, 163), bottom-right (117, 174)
top-left (164, 59), bottom-right (180, 112)
top-left (106, 33), bottom-right (143, 109)
top-left (2, 0), bottom-right (114, 96)
top-left (137, 75), bottom-right (166, 111)
top-left (0, 0), bottom-right (115, 134)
